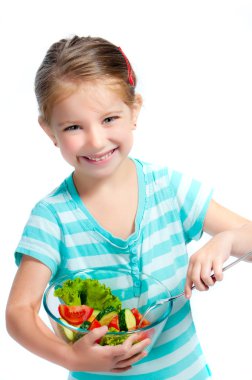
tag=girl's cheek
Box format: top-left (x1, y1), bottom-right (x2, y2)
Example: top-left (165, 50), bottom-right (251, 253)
top-left (61, 137), bottom-right (83, 150)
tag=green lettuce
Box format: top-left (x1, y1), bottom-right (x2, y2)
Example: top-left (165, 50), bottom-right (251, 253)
top-left (54, 278), bottom-right (84, 306)
top-left (54, 277), bottom-right (122, 311)
top-left (99, 329), bottom-right (129, 346)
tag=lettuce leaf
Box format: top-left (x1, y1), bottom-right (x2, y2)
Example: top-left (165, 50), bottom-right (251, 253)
top-left (99, 329), bottom-right (129, 346)
top-left (54, 277), bottom-right (122, 311)
top-left (54, 278), bottom-right (84, 306)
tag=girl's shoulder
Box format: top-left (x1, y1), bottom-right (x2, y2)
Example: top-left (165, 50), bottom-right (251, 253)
top-left (30, 174), bottom-right (73, 218)
top-left (134, 158), bottom-right (211, 201)
top-left (133, 157), bottom-right (170, 176)
top-left (133, 157), bottom-right (178, 186)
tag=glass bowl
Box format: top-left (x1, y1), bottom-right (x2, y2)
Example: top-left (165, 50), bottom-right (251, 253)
top-left (43, 268), bottom-right (172, 352)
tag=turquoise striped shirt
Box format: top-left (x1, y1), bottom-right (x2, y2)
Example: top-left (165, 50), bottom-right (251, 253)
top-left (15, 158), bottom-right (212, 380)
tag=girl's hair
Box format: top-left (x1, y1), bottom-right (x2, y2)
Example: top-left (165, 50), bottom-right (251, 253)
top-left (35, 35), bottom-right (137, 123)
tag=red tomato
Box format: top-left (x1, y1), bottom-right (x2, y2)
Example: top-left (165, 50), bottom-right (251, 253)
top-left (88, 319), bottom-right (102, 344)
top-left (58, 305), bottom-right (93, 326)
top-left (131, 308), bottom-right (151, 328)
top-left (89, 319), bottom-right (102, 330)
top-left (131, 308), bottom-right (142, 325)
top-left (137, 328), bottom-right (154, 341)
top-left (139, 318), bottom-right (151, 328)
top-left (108, 315), bottom-right (120, 330)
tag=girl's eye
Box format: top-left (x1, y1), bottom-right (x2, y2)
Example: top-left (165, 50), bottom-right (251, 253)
top-left (64, 125), bottom-right (81, 131)
top-left (103, 116), bottom-right (118, 124)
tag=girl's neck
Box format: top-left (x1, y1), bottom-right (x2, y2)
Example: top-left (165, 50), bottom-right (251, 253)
top-left (73, 157), bottom-right (134, 197)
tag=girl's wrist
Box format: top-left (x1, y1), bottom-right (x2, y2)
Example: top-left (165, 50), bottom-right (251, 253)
top-left (47, 340), bottom-right (79, 371)
top-left (61, 344), bottom-right (79, 371)
top-left (62, 342), bottom-right (89, 372)
top-left (230, 222), bottom-right (252, 257)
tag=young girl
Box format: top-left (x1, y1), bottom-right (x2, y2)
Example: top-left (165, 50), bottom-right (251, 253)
top-left (6, 35), bottom-right (252, 380)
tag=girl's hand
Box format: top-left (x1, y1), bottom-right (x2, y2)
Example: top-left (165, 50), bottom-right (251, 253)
top-left (69, 326), bottom-right (151, 373)
top-left (185, 231), bottom-right (233, 299)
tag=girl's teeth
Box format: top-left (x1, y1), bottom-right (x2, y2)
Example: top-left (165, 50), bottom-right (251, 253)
top-left (87, 150), bottom-right (114, 161)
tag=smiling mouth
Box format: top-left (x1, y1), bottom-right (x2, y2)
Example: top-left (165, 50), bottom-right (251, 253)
top-left (84, 148), bottom-right (117, 162)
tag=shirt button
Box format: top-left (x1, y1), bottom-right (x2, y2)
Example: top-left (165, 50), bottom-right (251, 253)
top-left (132, 247), bottom-right (137, 254)
top-left (134, 280), bottom-right (140, 287)
top-left (132, 256), bottom-right (138, 264)
top-left (132, 268), bottom-right (139, 275)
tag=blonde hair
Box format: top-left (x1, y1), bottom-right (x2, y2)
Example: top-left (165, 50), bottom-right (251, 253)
top-left (35, 35), bottom-right (137, 123)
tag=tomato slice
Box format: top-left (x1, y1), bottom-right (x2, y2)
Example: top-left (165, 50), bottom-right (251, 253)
top-left (58, 305), bottom-right (93, 326)
top-left (139, 318), bottom-right (151, 328)
top-left (89, 319), bottom-right (102, 330)
top-left (131, 308), bottom-right (150, 328)
top-left (108, 315), bottom-right (120, 330)
top-left (131, 308), bottom-right (142, 325)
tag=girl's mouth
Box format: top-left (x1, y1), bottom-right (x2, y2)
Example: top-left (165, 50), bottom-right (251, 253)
top-left (82, 148), bottom-right (117, 164)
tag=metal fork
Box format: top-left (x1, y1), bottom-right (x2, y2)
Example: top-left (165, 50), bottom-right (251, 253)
top-left (138, 251), bottom-right (252, 327)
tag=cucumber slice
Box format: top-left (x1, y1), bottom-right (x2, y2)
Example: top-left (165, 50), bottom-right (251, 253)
top-left (96, 306), bottom-right (118, 326)
top-left (88, 309), bottom-right (100, 322)
top-left (119, 309), bottom-right (136, 331)
top-left (59, 318), bottom-right (75, 341)
top-left (80, 320), bottom-right (91, 329)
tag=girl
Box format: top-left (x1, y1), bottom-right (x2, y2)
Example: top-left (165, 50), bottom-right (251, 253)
top-left (6, 35), bottom-right (252, 380)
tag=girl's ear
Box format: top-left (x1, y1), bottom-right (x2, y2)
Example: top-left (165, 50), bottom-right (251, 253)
top-left (38, 117), bottom-right (58, 146)
top-left (131, 94), bottom-right (143, 128)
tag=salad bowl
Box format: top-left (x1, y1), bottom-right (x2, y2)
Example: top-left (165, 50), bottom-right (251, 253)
top-left (43, 268), bottom-right (172, 352)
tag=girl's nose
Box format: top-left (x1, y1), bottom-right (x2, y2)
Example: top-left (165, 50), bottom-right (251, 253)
top-left (86, 126), bottom-right (106, 149)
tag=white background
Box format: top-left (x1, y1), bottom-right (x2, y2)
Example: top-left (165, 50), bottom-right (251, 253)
top-left (1, 1), bottom-right (252, 379)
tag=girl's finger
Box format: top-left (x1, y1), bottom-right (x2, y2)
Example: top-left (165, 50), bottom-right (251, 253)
top-left (109, 334), bottom-right (148, 358)
top-left (212, 258), bottom-right (224, 282)
top-left (115, 351), bottom-right (147, 368)
top-left (119, 335), bottom-right (150, 359)
top-left (107, 334), bottom-right (140, 359)
top-left (84, 326), bottom-right (108, 345)
top-left (111, 366), bottom-right (132, 373)
top-left (122, 333), bottom-right (139, 348)
top-left (185, 264), bottom-right (193, 299)
top-left (200, 261), bottom-right (215, 287)
top-left (190, 262), bottom-right (209, 291)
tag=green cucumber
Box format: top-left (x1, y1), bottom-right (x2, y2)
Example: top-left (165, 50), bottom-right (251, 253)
top-left (96, 306), bottom-right (118, 326)
top-left (90, 309), bottom-right (100, 320)
top-left (59, 318), bottom-right (75, 341)
top-left (118, 309), bottom-right (136, 331)
top-left (80, 320), bottom-right (91, 329)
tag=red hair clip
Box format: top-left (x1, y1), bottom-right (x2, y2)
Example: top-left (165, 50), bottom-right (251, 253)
top-left (118, 47), bottom-right (135, 87)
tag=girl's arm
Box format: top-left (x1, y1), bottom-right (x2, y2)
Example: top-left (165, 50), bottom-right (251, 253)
top-left (185, 199), bottom-right (252, 298)
top-left (6, 256), bottom-right (150, 373)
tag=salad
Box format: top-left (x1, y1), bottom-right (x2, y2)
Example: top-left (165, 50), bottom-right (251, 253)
top-left (54, 277), bottom-right (150, 345)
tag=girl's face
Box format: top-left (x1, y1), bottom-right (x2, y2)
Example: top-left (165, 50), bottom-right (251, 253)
top-left (41, 81), bottom-right (142, 183)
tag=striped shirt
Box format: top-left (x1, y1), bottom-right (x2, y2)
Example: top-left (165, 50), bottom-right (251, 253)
top-left (15, 158), bottom-right (213, 380)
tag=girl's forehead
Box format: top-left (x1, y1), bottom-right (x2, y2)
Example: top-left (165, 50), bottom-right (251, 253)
top-left (50, 80), bottom-right (128, 122)
top-left (80, 80), bottom-right (122, 101)
top-left (60, 79), bottom-right (125, 107)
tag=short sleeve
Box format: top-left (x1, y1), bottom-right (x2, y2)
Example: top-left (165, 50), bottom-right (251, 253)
top-left (169, 169), bottom-right (213, 243)
top-left (15, 202), bottom-right (62, 279)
